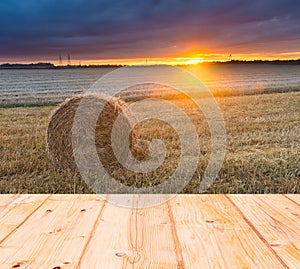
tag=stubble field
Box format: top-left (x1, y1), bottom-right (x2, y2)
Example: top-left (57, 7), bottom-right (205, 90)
top-left (0, 92), bottom-right (299, 194)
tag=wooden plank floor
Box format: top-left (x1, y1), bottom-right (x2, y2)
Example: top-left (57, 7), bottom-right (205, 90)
top-left (0, 195), bottom-right (298, 268)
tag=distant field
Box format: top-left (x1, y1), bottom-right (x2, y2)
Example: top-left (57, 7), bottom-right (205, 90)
top-left (0, 91), bottom-right (299, 194)
top-left (1, 64), bottom-right (300, 106)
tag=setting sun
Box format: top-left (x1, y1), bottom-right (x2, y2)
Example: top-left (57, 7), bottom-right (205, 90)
top-left (183, 57), bottom-right (203, 65)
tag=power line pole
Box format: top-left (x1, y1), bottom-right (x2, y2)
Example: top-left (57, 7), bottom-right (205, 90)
top-left (59, 55), bottom-right (62, 65)
top-left (68, 54), bottom-right (71, 65)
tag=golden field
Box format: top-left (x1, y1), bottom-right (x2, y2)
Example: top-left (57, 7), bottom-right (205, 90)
top-left (0, 92), bottom-right (299, 194)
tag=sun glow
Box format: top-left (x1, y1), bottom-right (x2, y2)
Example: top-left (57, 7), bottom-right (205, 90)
top-left (181, 58), bottom-right (202, 65)
top-left (75, 57), bottom-right (205, 66)
top-left (174, 57), bottom-right (204, 65)
top-left (12, 52), bottom-right (300, 67)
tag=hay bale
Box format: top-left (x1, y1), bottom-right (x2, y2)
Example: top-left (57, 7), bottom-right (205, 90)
top-left (47, 94), bottom-right (141, 173)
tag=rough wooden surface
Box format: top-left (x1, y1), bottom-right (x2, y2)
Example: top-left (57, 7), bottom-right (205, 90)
top-left (0, 194), bottom-right (299, 268)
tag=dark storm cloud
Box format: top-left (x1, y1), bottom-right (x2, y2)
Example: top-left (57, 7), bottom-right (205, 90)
top-left (0, 0), bottom-right (300, 60)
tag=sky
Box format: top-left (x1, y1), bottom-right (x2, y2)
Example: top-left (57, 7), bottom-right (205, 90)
top-left (0, 0), bottom-right (300, 65)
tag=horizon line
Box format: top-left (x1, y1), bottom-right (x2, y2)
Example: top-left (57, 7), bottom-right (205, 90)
top-left (1, 58), bottom-right (300, 68)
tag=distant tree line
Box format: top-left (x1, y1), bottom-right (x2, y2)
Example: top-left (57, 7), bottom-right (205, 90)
top-left (216, 59), bottom-right (300, 65)
top-left (1, 59), bottom-right (300, 69)
top-left (0, 63), bottom-right (55, 69)
top-left (0, 63), bottom-right (124, 69)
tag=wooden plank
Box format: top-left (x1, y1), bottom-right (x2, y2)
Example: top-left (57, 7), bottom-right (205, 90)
top-left (0, 194), bottom-right (298, 268)
top-left (0, 195), bottom-right (20, 210)
top-left (78, 195), bottom-right (178, 268)
top-left (0, 195), bottom-right (49, 243)
top-left (169, 195), bottom-right (287, 269)
top-left (228, 194), bottom-right (300, 268)
top-left (0, 194), bottom-right (20, 221)
top-left (0, 195), bottom-right (105, 269)
top-left (78, 197), bottom-right (132, 268)
top-left (284, 194), bottom-right (300, 205)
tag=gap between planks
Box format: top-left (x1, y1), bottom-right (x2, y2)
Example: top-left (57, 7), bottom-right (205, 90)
top-left (227, 194), bottom-right (300, 268)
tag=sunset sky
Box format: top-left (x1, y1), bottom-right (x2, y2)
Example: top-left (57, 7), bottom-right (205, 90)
top-left (0, 0), bottom-right (300, 65)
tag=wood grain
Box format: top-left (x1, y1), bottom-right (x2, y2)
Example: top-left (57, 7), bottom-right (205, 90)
top-left (0, 194), bottom-right (298, 268)
top-left (79, 195), bottom-right (178, 268)
top-left (228, 194), bottom-right (300, 268)
top-left (169, 195), bottom-right (288, 268)
top-left (284, 194), bottom-right (300, 206)
top-left (0, 195), bottom-right (105, 269)
top-left (0, 195), bottom-right (49, 243)
top-left (0, 194), bottom-right (19, 209)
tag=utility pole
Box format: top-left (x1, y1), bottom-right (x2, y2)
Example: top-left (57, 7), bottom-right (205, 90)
top-left (68, 54), bottom-right (71, 65)
top-left (59, 55), bottom-right (62, 66)
top-left (229, 54), bottom-right (232, 61)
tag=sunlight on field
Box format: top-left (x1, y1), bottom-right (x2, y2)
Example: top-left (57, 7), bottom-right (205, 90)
top-left (1, 65), bottom-right (300, 106)
top-left (0, 92), bottom-right (299, 194)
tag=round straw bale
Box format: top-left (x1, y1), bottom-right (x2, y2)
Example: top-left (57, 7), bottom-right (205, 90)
top-left (47, 94), bottom-right (141, 173)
